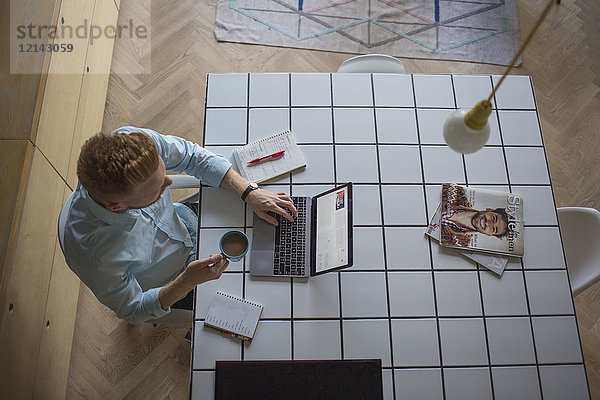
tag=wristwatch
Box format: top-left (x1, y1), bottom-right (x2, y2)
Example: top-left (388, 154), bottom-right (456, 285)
top-left (241, 182), bottom-right (259, 201)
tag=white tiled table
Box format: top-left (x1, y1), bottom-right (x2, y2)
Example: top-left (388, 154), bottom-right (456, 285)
top-left (191, 73), bottom-right (590, 400)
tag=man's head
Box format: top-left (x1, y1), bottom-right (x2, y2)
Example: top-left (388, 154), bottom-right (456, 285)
top-left (77, 132), bottom-right (173, 211)
top-left (471, 208), bottom-right (510, 238)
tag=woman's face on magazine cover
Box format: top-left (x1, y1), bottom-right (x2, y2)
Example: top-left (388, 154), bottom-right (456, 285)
top-left (471, 211), bottom-right (507, 236)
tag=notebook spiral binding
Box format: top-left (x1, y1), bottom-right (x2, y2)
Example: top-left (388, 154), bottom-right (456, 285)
top-left (216, 291), bottom-right (261, 308)
top-left (235, 130), bottom-right (290, 150)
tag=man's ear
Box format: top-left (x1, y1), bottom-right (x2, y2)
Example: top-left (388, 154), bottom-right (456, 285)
top-left (105, 202), bottom-right (123, 212)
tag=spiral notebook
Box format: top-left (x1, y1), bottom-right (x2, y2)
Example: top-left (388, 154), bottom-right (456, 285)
top-left (204, 291), bottom-right (263, 341)
top-left (232, 130), bottom-right (306, 183)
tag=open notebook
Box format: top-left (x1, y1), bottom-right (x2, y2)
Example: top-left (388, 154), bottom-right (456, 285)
top-left (204, 292), bottom-right (263, 341)
top-left (232, 130), bottom-right (306, 183)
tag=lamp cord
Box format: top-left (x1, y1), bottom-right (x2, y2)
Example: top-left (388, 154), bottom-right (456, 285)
top-left (487, 0), bottom-right (558, 103)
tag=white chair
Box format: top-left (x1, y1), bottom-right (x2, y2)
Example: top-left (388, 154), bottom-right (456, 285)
top-left (557, 207), bottom-right (600, 296)
top-left (337, 54), bottom-right (406, 73)
top-left (58, 174), bottom-right (200, 325)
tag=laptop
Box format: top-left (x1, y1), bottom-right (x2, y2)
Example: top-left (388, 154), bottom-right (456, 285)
top-left (250, 183), bottom-right (353, 277)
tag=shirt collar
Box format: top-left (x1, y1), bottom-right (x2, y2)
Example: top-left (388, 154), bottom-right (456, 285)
top-left (78, 184), bottom-right (139, 231)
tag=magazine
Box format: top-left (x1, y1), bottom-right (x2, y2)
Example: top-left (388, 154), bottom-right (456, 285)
top-left (426, 203), bottom-right (508, 275)
top-left (439, 183), bottom-right (524, 257)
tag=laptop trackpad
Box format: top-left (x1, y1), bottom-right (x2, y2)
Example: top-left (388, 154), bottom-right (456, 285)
top-left (250, 214), bottom-right (275, 276)
top-left (252, 213), bottom-right (275, 250)
top-left (250, 250), bottom-right (276, 276)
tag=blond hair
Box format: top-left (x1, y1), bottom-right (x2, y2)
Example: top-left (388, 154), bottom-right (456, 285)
top-left (77, 132), bottom-right (159, 199)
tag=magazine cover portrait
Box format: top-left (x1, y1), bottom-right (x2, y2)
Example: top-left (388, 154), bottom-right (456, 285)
top-left (440, 183), bottom-right (524, 257)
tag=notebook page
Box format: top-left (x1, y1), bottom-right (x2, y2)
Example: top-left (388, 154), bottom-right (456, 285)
top-left (204, 292), bottom-right (262, 338)
top-left (234, 131), bottom-right (306, 183)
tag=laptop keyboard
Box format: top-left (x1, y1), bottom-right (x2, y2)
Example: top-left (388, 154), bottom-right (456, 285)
top-left (274, 197), bottom-right (307, 276)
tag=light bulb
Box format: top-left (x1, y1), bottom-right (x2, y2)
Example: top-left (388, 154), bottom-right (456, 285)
top-left (443, 100), bottom-right (492, 154)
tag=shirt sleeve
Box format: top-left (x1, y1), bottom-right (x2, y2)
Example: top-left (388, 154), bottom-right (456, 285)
top-left (81, 259), bottom-right (171, 325)
top-left (112, 126), bottom-right (232, 188)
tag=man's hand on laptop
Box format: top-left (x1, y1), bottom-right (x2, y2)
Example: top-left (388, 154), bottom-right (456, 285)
top-left (246, 189), bottom-right (297, 226)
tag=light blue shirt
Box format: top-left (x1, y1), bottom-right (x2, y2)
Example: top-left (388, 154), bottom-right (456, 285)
top-left (63, 126), bottom-right (232, 324)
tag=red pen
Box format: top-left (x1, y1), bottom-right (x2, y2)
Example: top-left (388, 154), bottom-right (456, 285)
top-left (248, 150), bottom-right (285, 165)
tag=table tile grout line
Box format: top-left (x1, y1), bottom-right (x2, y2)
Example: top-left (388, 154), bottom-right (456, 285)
top-left (242, 313), bottom-right (578, 321)
top-left (493, 74), bottom-right (545, 397)
top-left (202, 223), bottom-right (559, 229)
top-left (372, 73), bottom-right (397, 400)
top-left (282, 74), bottom-right (292, 184)
top-left (218, 263), bottom-right (570, 274)
top-left (412, 73), bottom-right (447, 400)
top-left (527, 74), bottom-right (592, 399)
top-left (191, 72), bottom-right (212, 373)
top-left (204, 141), bottom-right (545, 149)
top-left (330, 73), bottom-right (345, 362)
top-left (453, 73), bottom-right (497, 400)
top-left (199, 181), bottom-right (558, 187)
top-left (217, 265), bottom-right (570, 274)
top-left (200, 222), bottom-right (562, 231)
top-left (206, 105), bottom-right (537, 112)
top-left (190, 361), bottom-right (587, 372)
top-left (287, 73), bottom-right (296, 361)
top-left (521, 258), bottom-right (544, 398)
top-left (477, 269), bottom-right (496, 399)
top-left (329, 74), bottom-right (338, 187)
top-left (337, 271), bottom-right (344, 360)
top-left (241, 72), bottom-right (251, 361)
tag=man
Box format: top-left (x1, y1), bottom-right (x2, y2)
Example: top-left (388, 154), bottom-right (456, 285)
top-left (441, 207), bottom-right (510, 237)
top-left (440, 185), bottom-right (511, 247)
top-left (63, 126), bottom-right (297, 324)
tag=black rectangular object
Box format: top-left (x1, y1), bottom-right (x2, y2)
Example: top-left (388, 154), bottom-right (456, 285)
top-left (310, 182), bottom-right (353, 276)
top-left (215, 359), bottom-right (382, 400)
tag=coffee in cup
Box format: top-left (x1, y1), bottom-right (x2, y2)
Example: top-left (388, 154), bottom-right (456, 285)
top-left (219, 230), bottom-right (249, 262)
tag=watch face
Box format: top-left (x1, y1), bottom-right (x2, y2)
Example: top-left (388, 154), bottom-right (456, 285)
top-left (250, 182), bottom-right (259, 189)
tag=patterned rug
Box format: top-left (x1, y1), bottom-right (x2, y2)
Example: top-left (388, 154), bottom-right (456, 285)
top-left (215, 0), bottom-right (521, 66)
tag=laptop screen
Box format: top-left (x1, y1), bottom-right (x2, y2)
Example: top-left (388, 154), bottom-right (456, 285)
top-left (314, 183), bottom-right (352, 274)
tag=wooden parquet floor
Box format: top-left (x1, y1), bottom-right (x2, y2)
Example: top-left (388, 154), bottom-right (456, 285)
top-left (67, 0), bottom-right (600, 398)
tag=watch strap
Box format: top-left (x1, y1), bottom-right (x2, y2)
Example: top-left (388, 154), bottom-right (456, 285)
top-left (241, 184), bottom-right (258, 201)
